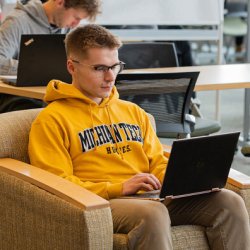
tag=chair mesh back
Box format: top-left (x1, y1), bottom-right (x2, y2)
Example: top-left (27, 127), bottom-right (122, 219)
top-left (119, 78), bottom-right (190, 124)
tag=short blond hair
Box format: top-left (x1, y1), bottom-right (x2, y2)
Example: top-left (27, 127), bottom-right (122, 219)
top-left (64, 0), bottom-right (101, 21)
top-left (65, 24), bottom-right (122, 59)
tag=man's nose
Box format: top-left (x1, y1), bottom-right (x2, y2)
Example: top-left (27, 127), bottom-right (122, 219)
top-left (104, 69), bottom-right (116, 81)
top-left (71, 20), bottom-right (81, 28)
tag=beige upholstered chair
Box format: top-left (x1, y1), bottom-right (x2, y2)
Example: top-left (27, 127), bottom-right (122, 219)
top-left (0, 108), bottom-right (250, 249)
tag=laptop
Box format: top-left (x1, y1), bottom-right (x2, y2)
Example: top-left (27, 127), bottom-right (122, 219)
top-left (0, 34), bottom-right (71, 86)
top-left (126, 132), bottom-right (240, 201)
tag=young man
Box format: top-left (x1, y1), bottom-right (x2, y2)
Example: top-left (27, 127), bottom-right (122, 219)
top-left (28, 24), bottom-right (250, 249)
top-left (0, 0), bottom-right (100, 112)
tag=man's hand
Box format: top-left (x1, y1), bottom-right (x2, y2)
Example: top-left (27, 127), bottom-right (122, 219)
top-left (122, 173), bottom-right (161, 196)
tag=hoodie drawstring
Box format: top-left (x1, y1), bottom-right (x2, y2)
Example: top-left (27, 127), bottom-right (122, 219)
top-left (106, 105), bottom-right (124, 159)
top-left (89, 104), bottom-right (98, 151)
top-left (89, 103), bottom-right (124, 159)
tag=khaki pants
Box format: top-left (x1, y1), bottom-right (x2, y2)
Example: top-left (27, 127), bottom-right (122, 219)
top-left (110, 189), bottom-right (250, 250)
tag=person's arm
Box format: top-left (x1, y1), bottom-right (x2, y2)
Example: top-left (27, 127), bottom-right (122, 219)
top-left (0, 16), bottom-right (23, 75)
top-left (120, 111), bottom-right (168, 195)
top-left (142, 111), bottom-right (168, 183)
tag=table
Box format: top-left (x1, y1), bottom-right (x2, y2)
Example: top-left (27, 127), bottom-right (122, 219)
top-left (0, 83), bottom-right (45, 100)
top-left (1, 63), bottom-right (250, 143)
top-left (1, 64), bottom-right (250, 98)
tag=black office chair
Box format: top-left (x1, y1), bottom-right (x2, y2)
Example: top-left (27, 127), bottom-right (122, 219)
top-left (116, 72), bottom-right (198, 138)
top-left (118, 42), bottom-right (221, 138)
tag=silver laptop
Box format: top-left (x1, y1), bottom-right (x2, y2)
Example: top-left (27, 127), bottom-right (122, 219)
top-left (1, 34), bottom-right (71, 86)
top-left (127, 132), bottom-right (240, 201)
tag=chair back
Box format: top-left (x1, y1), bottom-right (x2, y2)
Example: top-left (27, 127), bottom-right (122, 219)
top-left (0, 108), bottom-right (41, 163)
top-left (116, 72), bottom-right (199, 138)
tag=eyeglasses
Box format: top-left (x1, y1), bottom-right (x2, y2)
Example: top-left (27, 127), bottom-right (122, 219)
top-left (71, 59), bottom-right (125, 77)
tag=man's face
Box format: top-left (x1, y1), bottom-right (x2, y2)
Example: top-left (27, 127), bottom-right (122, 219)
top-left (54, 7), bottom-right (88, 28)
top-left (68, 47), bottom-right (120, 104)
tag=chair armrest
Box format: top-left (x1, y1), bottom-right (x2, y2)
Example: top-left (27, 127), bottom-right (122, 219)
top-left (0, 158), bottom-right (113, 249)
top-left (162, 144), bottom-right (171, 158)
top-left (190, 98), bottom-right (203, 118)
top-left (0, 158), bottom-right (109, 211)
top-left (228, 168), bottom-right (250, 189)
top-left (226, 169), bottom-right (250, 218)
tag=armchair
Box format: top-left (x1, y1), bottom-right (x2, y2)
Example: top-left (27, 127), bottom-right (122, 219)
top-left (0, 108), bottom-right (249, 249)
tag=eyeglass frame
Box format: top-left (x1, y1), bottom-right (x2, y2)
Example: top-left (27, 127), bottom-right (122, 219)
top-left (70, 59), bottom-right (126, 75)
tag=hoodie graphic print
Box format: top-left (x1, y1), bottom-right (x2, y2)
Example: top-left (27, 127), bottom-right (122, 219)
top-left (29, 80), bottom-right (168, 199)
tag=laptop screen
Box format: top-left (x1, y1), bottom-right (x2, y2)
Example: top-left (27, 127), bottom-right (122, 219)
top-left (16, 34), bottom-right (71, 87)
top-left (160, 132), bottom-right (240, 198)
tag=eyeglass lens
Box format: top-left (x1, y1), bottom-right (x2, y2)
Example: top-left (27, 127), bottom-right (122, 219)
top-left (94, 62), bottom-right (124, 74)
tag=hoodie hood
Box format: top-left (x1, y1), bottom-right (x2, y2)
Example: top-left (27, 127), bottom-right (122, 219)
top-left (44, 80), bottom-right (119, 107)
top-left (16, 0), bottom-right (50, 29)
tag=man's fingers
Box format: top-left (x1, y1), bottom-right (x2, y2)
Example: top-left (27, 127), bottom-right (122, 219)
top-left (122, 173), bottom-right (161, 195)
top-left (138, 183), bottom-right (154, 192)
top-left (136, 174), bottom-right (161, 190)
top-left (148, 174), bottom-right (161, 189)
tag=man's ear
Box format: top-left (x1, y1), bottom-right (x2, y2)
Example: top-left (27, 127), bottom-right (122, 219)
top-left (67, 59), bottom-right (75, 75)
top-left (55, 0), bottom-right (64, 8)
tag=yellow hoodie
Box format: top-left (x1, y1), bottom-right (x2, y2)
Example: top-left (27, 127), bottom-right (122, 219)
top-left (29, 80), bottom-right (168, 200)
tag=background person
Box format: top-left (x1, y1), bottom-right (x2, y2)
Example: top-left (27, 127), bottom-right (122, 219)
top-left (0, 0), bottom-right (100, 112)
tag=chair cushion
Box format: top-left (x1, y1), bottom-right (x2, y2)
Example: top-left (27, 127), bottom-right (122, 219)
top-left (113, 225), bottom-right (209, 249)
top-left (191, 117), bottom-right (221, 137)
top-left (0, 108), bottom-right (42, 163)
top-left (156, 117), bottom-right (221, 138)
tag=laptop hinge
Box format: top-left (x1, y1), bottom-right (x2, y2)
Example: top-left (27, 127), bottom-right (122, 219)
top-left (164, 188), bottom-right (222, 204)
